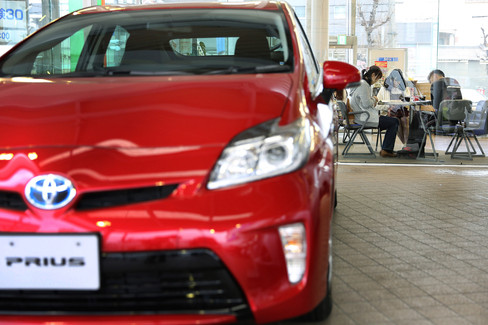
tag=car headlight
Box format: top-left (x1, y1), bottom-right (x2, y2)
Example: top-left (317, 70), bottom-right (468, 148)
top-left (207, 117), bottom-right (311, 190)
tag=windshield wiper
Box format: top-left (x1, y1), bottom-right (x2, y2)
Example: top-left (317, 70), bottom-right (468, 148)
top-left (255, 65), bottom-right (291, 73)
top-left (57, 69), bottom-right (196, 77)
top-left (0, 69), bottom-right (195, 78)
top-left (105, 69), bottom-right (196, 76)
top-left (203, 64), bottom-right (291, 75)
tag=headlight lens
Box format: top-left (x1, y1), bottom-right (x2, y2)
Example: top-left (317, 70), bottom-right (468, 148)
top-left (207, 118), bottom-right (311, 190)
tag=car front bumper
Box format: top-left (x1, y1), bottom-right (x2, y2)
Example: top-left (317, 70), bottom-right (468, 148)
top-left (0, 155), bottom-right (334, 324)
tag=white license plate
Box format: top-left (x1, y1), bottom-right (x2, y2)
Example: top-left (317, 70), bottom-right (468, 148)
top-left (0, 233), bottom-right (100, 290)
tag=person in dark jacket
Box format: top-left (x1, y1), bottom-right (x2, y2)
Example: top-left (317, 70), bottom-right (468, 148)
top-left (428, 69), bottom-right (462, 113)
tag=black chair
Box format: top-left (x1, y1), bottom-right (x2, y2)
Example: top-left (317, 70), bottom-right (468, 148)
top-left (336, 101), bottom-right (377, 157)
top-left (337, 101), bottom-right (363, 145)
top-left (465, 100), bottom-right (488, 135)
top-left (338, 99), bottom-right (379, 148)
top-left (438, 99), bottom-right (485, 160)
top-left (416, 109), bottom-right (439, 161)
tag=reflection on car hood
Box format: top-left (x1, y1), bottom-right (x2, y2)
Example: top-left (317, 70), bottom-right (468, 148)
top-left (0, 74), bottom-right (293, 149)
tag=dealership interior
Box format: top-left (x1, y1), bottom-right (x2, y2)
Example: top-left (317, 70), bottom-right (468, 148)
top-left (315, 1), bottom-right (488, 324)
top-left (4, 0), bottom-right (488, 324)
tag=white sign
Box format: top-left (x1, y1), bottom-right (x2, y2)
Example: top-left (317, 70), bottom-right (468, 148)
top-left (0, 234), bottom-right (100, 290)
top-left (0, 1), bottom-right (27, 45)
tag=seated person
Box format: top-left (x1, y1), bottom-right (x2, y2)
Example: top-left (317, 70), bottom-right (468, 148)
top-left (428, 69), bottom-right (463, 127)
top-left (377, 69), bottom-right (411, 145)
top-left (428, 69), bottom-right (463, 113)
top-left (348, 65), bottom-right (399, 158)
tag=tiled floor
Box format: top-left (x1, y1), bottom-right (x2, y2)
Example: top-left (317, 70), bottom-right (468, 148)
top-left (327, 164), bottom-right (488, 325)
top-left (275, 163), bottom-right (488, 325)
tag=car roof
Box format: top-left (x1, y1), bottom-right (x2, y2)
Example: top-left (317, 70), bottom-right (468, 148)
top-left (74, 0), bottom-right (283, 15)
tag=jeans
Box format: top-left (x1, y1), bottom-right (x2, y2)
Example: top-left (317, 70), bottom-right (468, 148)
top-left (379, 115), bottom-right (399, 151)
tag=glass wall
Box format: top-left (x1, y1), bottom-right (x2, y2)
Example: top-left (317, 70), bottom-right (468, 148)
top-left (328, 0), bottom-right (488, 165)
top-left (3, 0), bottom-right (487, 83)
top-left (0, 0), bottom-right (92, 56)
top-left (329, 0), bottom-right (488, 89)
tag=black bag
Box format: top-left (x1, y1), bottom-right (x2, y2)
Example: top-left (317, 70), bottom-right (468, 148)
top-left (398, 110), bottom-right (428, 158)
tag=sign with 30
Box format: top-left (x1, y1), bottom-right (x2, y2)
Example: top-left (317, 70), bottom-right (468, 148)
top-left (0, 1), bottom-right (27, 45)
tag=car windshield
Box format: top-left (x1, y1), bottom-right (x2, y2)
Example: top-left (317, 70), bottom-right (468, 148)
top-left (0, 8), bottom-right (293, 77)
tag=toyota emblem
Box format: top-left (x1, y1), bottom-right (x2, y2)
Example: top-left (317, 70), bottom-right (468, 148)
top-left (24, 174), bottom-right (76, 210)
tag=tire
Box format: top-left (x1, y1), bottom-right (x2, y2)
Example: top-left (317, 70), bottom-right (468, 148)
top-left (294, 267), bottom-right (333, 322)
top-left (303, 282), bottom-right (332, 322)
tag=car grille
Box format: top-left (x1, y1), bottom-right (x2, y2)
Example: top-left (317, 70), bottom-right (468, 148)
top-left (0, 249), bottom-right (252, 320)
top-left (0, 191), bottom-right (28, 211)
top-left (75, 183), bottom-right (179, 210)
top-left (0, 184), bottom-right (179, 211)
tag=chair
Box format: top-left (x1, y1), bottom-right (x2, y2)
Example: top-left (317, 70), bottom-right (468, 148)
top-left (465, 100), bottom-right (488, 135)
top-left (416, 109), bottom-right (439, 161)
top-left (335, 101), bottom-right (348, 142)
top-left (444, 77), bottom-right (463, 100)
top-left (339, 99), bottom-right (375, 147)
top-left (336, 101), bottom-right (377, 157)
top-left (234, 31), bottom-right (271, 60)
top-left (338, 100), bottom-right (358, 145)
top-left (337, 100), bottom-right (361, 144)
top-left (438, 99), bottom-right (485, 160)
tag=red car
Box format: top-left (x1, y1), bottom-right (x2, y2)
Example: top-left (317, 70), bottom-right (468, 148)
top-left (0, 1), bottom-right (359, 324)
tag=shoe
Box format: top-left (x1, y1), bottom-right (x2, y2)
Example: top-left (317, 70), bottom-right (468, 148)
top-left (380, 150), bottom-right (397, 158)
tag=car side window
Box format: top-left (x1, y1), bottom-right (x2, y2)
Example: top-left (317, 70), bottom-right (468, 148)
top-left (294, 14), bottom-right (320, 93)
top-left (31, 26), bottom-right (92, 76)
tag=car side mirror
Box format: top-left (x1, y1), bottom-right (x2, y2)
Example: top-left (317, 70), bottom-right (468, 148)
top-left (321, 60), bottom-right (361, 103)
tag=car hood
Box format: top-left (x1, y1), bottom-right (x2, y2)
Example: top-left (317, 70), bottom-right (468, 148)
top-left (0, 74), bottom-right (294, 190)
top-left (0, 74), bottom-right (293, 149)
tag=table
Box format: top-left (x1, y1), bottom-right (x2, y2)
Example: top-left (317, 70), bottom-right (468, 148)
top-left (378, 99), bottom-right (432, 107)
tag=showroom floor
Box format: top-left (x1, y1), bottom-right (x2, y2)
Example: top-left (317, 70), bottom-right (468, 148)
top-left (278, 163), bottom-right (488, 325)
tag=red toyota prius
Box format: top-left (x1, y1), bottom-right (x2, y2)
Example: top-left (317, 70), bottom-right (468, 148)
top-left (0, 1), bottom-right (359, 324)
